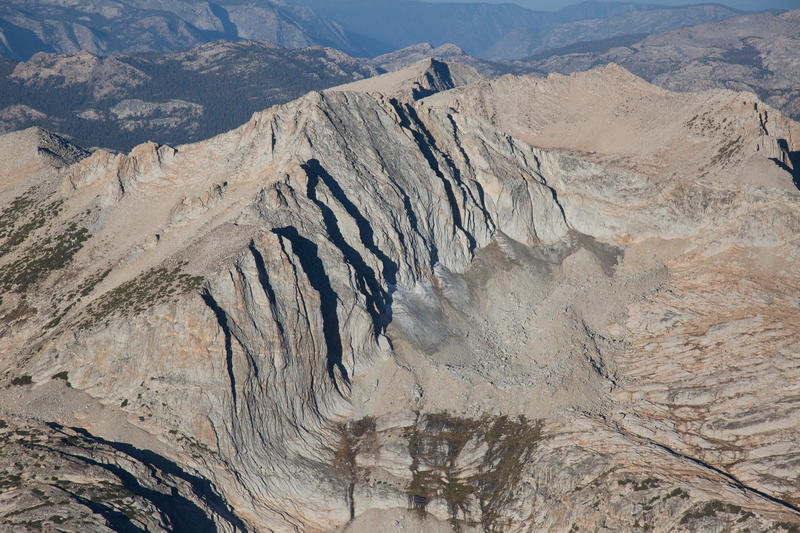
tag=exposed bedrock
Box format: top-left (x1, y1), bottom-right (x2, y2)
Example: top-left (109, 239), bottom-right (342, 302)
top-left (1, 68), bottom-right (799, 531)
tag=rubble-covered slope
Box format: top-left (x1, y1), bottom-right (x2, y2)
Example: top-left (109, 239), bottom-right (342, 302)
top-left (0, 66), bottom-right (799, 532)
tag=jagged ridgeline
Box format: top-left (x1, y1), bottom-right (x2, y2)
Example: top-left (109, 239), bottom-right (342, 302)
top-left (0, 41), bottom-right (380, 151)
top-left (1, 62), bottom-right (800, 532)
top-left (3, 8), bottom-right (800, 156)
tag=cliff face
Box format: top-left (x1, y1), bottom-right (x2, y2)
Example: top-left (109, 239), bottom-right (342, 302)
top-left (1, 65), bottom-right (799, 532)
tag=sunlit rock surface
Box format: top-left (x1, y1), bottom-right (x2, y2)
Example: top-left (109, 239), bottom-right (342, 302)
top-left (0, 64), bottom-right (799, 531)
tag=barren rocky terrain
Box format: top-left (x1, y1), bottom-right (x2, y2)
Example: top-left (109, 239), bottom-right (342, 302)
top-left (518, 9), bottom-right (800, 121)
top-left (1, 59), bottom-right (799, 532)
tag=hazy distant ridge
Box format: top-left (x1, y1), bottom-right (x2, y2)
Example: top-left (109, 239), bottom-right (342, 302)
top-left (0, 0), bottom-right (748, 61)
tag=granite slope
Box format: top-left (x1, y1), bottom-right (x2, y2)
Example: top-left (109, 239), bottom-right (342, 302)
top-left (0, 65), bottom-right (799, 532)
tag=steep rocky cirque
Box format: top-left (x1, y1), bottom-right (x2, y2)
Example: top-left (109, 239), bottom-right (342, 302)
top-left (1, 65), bottom-right (799, 531)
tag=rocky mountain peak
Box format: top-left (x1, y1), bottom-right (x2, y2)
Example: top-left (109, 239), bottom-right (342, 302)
top-left (332, 58), bottom-right (483, 100)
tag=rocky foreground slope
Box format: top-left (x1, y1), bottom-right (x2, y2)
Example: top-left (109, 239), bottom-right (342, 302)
top-left (1, 64), bottom-right (800, 532)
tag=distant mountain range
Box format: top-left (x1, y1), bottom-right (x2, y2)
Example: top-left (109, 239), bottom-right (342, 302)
top-left (483, 3), bottom-right (742, 58)
top-left (0, 0), bottom-right (752, 61)
top-left (1, 7), bottom-right (797, 151)
top-left (299, 0), bottom-right (744, 58)
top-left (0, 0), bottom-right (356, 60)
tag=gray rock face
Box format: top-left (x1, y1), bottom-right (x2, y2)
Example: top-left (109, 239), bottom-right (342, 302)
top-left (1, 65), bottom-right (800, 531)
top-left (370, 43), bottom-right (472, 72)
